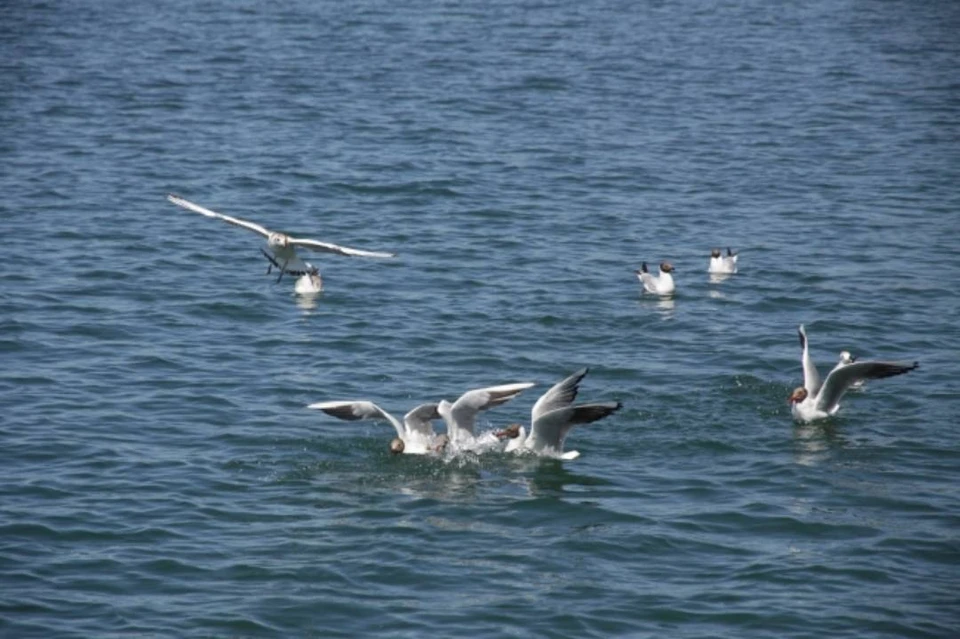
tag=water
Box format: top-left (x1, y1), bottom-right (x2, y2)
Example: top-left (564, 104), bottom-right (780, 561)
top-left (2, 0), bottom-right (959, 636)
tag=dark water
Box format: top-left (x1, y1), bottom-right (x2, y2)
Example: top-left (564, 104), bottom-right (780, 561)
top-left (2, 0), bottom-right (959, 637)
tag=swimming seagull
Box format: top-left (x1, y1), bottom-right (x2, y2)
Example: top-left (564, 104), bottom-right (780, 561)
top-left (495, 368), bottom-right (622, 460)
top-left (788, 324), bottom-right (918, 423)
top-left (307, 400), bottom-right (446, 455)
top-left (709, 247), bottom-right (738, 274)
top-left (636, 261), bottom-right (676, 295)
top-left (166, 194), bottom-right (396, 285)
top-left (437, 382), bottom-right (536, 449)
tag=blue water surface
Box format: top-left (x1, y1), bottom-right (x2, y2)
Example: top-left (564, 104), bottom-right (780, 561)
top-left (2, 0), bottom-right (959, 637)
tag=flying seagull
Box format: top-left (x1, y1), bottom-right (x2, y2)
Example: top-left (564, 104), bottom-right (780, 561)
top-left (167, 194), bottom-right (395, 284)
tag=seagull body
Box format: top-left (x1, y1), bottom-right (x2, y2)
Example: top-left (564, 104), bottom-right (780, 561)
top-left (294, 271), bottom-right (323, 295)
top-left (437, 382), bottom-right (536, 449)
top-left (708, 247), bottom-right (738, 274)
top-left (167, 194), bottom-right (395, 285)
top-left (307, 400), bottom-right (445, 455)
top-left (497, 368), bottom-right (622, 460)
top-left (636, 261), bottom-right (676, 296)
top-left (788, 325), bottom-right (918, 423)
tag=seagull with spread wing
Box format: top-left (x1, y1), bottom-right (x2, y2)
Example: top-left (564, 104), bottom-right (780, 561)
top-left (167, 194), bottom-right (395, 289)
top-left (437, 382), bottom-right (537, 449)
top-left (788, 324), bottom-right (918, 422)
top-left (308, 400), bottom-right (446, 455)
top-left (495, 368), bottom-right (622, 460)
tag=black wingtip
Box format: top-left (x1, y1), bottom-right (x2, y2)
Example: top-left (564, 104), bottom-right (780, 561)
top-left (641, 262), bottom-right (649, 273)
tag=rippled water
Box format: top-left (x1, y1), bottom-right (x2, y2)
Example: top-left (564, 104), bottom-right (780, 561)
top-left (3, 0), bottom-right (959, 637)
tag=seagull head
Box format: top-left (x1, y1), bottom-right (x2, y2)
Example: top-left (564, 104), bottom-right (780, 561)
top-left (788, 387), bottom-right (808, 404)
top-left (711, 249), bottom-right (721, 258)
top-left (494, 423), bottom-right (523, 440)
top-left (839, 350), bottom-right (856, 365)
top-left (436, 399), bottom-right (453, 421)
top-left (267, 232), bottom-right (290, 249)
top-left (660, 262), bottom-right (675, 273)
top-left (389, 438), bottom-right (405, 455)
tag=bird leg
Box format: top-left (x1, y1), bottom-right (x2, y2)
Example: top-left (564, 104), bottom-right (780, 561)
top-left (260, 249), bottom-right (280, 275)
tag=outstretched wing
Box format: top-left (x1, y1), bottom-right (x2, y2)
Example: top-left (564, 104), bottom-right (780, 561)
top-left (167, 194), bottom-right (271, 238)
top-left (798, 325), bottom-right (821, 395)
top-left (816, 360), bottom-right (918, 414)
top-left (307, 400), bottom-right (404, 438)
top-left (531, 368), bottom-right (587, 424)
top-left (290, 237), bottom-right (396, 259)
top-left (403, 403), bottom-right (440, 436)
top-left (530, 402), bottom-right (622, 454)
top-left (447, 382), bottom-right (536, 436)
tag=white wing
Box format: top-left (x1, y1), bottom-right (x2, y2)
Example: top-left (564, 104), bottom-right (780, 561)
top-left (403, 403), bottom-right (440, 436)
top-left (307, 400), bottom-right (404, 439)
top-left (529, 402), bottom-right (622, 454)
top-left (798, 325), bottom-right (821, 395)
top-left (531, 368), bottom-right (587, 424)
top-left (167, 194), bottom-right (271, 238)
top-left (290, 237), bottom-right (396, 259)
top-left (637, 271), bottom-right (658, 294)
top-left (816, 360), bottom-right (918, 414)
top-left (445, 382), bottom-right (536, 436)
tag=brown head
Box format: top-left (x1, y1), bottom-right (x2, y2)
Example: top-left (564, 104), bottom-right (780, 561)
top-left (787, 387), bottom-right (808, 404)
top-left (711, 249), bottom-right (721, 258)
top-left (389, 438), bottom-right (405, 454)
top-left (660, 262), bottom-right (675, 273)
top-left (494, 424), bottom-right (523, 440)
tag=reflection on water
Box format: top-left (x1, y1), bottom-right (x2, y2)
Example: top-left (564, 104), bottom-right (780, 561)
top-left (709, 273), bottom-right (734, 285)
top-left (792, 422), bottom-right (847, 467)
top-left (296, 292), bottom-right (321, 312)
top-left (637, 295), bottom-right (675, 319)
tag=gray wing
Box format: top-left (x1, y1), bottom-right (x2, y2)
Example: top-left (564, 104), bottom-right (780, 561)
top-left (403, 403), bottom-right (440, 436)
top-left (798, 325), bottom-right (821, 394)
top-left (449, 382), bottom-right (536, 436)
top-left (531, 368), bottom-right (587, 424)
top-left (530, 402), bottom-right (622, 452)
top-left (816, 360), bottom-right (918, 414)
top-left (167, 194), bottom-right (272, 238)
top-left (290, 237), bottom-right (396, 258)
top-left (306, 400), bottom-right (404, 438)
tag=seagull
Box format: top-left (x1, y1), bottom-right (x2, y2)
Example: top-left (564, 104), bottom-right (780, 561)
top-left (709, 247), bottom-right (738, 274)
top-left (294, 270), bottom-right (323, 295)
top-left (636, 261), bottom-right (676, 296)
top-left (166, 194), bottom-right (396, 285)
top-left (307, 400), bottom-right (446, 455)
top-left (437, 382), bottom-right (536, 449)
top-left (788, 324), bottom-right (918, 422)
top-left (494, 368), bottom-right (622, 460)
